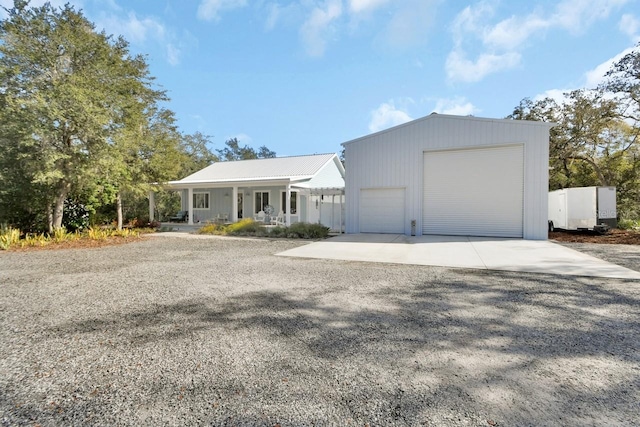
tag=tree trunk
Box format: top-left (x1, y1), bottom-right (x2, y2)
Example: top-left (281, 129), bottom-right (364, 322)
top-left (52, 182), bottom-right (70, 230)
top-left (116, 192), bottom-right (123, 230)
top-left (47, 203), bottom-right (53, 234)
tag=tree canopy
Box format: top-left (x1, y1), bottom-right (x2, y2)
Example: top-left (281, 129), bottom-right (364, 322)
top-left (0, 1), bottom-right (276, 232)
top-left (510, 42), bottom-right (640, 220)
top-left (0, 1), bottom-right (168, 230)
top-left (216, 138), bottom-right (276, 161)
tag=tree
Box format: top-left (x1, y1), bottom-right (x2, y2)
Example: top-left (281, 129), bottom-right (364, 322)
top-left (216, 138), bottom-right (276, 161)
top-left (510, 54), bottom-right (640, 220)
top-left (180, 132), bottom-right (218, 176)
top-left (0, 1), bottom-right (164, 231)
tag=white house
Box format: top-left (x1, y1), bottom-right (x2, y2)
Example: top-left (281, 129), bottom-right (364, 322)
top-left (152, 153), bottom-right (345, 231)
top-left (342, 114), bottom-right (554, 239)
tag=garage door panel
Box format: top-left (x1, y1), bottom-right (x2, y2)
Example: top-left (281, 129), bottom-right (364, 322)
top-left (360, 188), bottom-right (405, 233)
top-left (423, 145), bottom-right (523, 238)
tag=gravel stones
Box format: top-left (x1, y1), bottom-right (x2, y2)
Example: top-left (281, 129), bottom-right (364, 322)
top-left (1, 234), bottom-right (639, 426)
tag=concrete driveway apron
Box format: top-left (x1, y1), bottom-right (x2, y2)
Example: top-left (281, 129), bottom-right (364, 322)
top-left (276, 234), bottom-right (640, 280)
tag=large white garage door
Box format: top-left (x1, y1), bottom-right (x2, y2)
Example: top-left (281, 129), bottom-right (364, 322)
top-left (360, 188), bottom-right (405, 233)
top-left (423, 145), bottom-right (524, 238)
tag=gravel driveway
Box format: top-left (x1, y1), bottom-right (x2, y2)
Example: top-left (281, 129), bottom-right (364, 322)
top-left (1, 235), bottom-right (639, 426)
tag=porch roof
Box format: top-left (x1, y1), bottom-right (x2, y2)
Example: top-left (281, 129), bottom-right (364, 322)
top-left (165, 153), bottom-right (344, 190)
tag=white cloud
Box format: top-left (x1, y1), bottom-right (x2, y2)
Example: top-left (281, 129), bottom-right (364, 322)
top-left (451, 2), bottom-right (494, 47)
top-left (265, 3), bottom-right (281, 31)
top-left (533, 45), bottom-right (636, 104)
top-left (533, 88), bottom-right (570, 104)
top-left (95, 9), bottom-right (196, 66)
top-left (368, 100), bottom-right (413, 132)
top-left (584, 46), bottom-right (636, 87)
top-left (551, 0), bottom-right (628, 33)
top-left (197, 0), bottom-right (247, 22)
top-left (447, 0), bottom-right (629, 83)
top-left (482, 14), bottom-right (550, 50)
top-left (98, 11), bottom-right (165, 44)
top-left (433, 97), bottom-right (479, 116)
top-left (166, 44), bottom-right (181, 66)
top-left (445, 50), bottom-right (521, 83)
top-left (619, 14), bottom-right (640, 41)
top-left (263, 1), bottom-right (302, 31)
top-left (300, 0), bottom-right (342, 57)
top-left (380, 0), bottom-right (438, 49)
top-left (349, 0), bottom-right (390, 14)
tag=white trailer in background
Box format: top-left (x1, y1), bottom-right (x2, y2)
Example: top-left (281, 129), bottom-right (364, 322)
top-left (548, 186), bottom-right (617, 232)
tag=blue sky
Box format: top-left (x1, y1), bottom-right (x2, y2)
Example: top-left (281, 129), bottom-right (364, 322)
top-left (2, 0), bottom-right (639, 156)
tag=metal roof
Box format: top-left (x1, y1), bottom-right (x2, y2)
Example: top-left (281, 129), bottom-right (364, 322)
top-left (170, 153), bottom-right (340, 185)
top-left (342, 113), bottom-right (556, 146)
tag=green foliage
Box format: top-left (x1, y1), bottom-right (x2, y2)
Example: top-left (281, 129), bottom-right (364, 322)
top-left (0, 226), bottom-right (21, 250)
top-left (216, 138), bottom-right (277, 161)
top-left (510, 44), bottom-right (640, 221)
top-left (197, 223), bottom-right (227, 235)
top-left (618, 219), bottom-right (640, 230)
top-left (197, 220), bottom-right (329, 239)
top-left (226, 219), bottom-right (268, 236)
top-left (62, 199), bottom-right (90, 232)
top-left (285, 222), bottom-right (330, 239)
top-left (0, 2), bottom-right (180, 232)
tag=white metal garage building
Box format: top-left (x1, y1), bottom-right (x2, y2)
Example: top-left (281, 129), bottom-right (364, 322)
top-left (342, 114), bottom-right (554, 240)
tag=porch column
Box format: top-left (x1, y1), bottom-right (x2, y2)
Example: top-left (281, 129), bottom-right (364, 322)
top-left (331, 194), bottom-right (335, 231)
top-left (232, 186), bottom-right (238, 222)
top-left (319, 193), bottom-right (323, 226)
top-left (286, 184), bottom-right (291, 226)
top-left (148, 191), bottom-right (155, 221)
top-left (339, 191), bottom-right (343, 233)
top-left (187, 187), bottom-right (194, 225)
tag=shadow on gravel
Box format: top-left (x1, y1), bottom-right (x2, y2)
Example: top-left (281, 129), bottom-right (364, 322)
top-left (39, 269), bottom-right (640, 425)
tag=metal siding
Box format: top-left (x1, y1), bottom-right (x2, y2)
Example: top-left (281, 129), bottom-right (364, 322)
top-left (344, 115), bottom-right (550, 239)
top-left (423, 145), bottom-right (524, 238)
top-left (359, 188), bottom-right (405, 233)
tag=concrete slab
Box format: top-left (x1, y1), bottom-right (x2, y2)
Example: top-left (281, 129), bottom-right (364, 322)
top-left (276, 234), bottom-right (640, 280)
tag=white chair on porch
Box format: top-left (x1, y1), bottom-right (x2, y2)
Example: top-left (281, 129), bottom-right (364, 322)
top-left (254, 210), bottom-right (265, 223)
top-left (271, 211), bottom-right (286, 226)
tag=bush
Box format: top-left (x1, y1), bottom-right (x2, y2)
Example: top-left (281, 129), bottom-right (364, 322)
top-left (285, 222), bottom-right (330, 239)
top-left (196, 220), bottom-right (329, 239)
top-left (0, 226), bottom-right (20, 250)
top-left (226, 219), bottom-right (267, 236)
top-left (618, 219), bottom-right (640, 230)
top-left (197, 223), bottom-right (227, 235)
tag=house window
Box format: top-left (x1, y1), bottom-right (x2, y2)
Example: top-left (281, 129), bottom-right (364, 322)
top-left (254, 191), bottom-right (269, 213)
top-left (280, 191), bottom-right (297, 214)
top-left (193, 192), bottom-right (209, 209)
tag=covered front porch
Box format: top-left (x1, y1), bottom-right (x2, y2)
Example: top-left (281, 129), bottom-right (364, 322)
top-left (149, 182), bottom-right (345, 232)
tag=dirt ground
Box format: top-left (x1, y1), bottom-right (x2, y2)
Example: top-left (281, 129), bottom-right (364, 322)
top-left (549, 228), bottom-right (640, 245)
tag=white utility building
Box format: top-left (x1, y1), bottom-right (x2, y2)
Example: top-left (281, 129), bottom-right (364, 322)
top-left (342, 114), bottom-right (554, 239)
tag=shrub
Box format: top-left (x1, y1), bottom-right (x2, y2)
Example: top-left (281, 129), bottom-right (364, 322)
top-left (197, 223), bottom-right (227, 235)
top-left (226, 219), bottom-right (267, 236)
top-left (52, 227), bottom-right (74, 242)
top-left (0, 226), bottom-right (21, 250)
top-left (284, 222), bottom-right (330, 239)
top-left (20, 233), bottom-right (49, 248)
top-left (269, 226), bottom-right (287, 238)
top-left (618, 219), bottom-right (640, 230)
top-left (197, 220), bottom-right (329, 239)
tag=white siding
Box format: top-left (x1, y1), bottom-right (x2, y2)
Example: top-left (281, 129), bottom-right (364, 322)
top-left (344, 114), bottom-right (551, 239)
top-left (359, 188), bottom-right (405, 233)
top-left (423, 145), bottom-right (524, 237)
